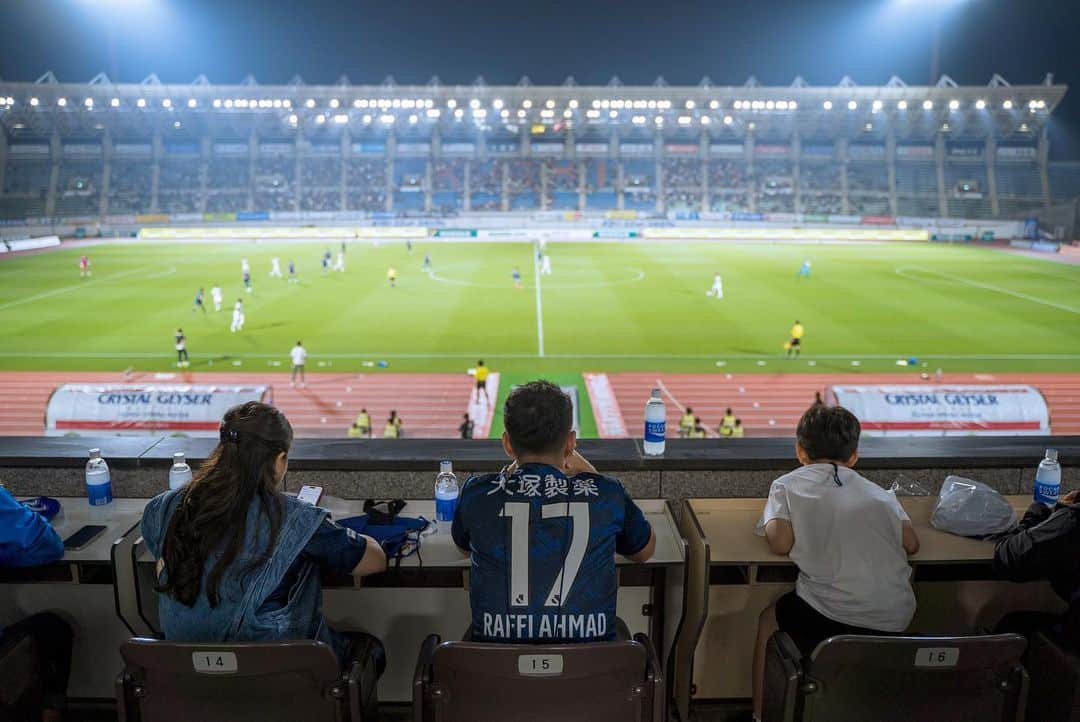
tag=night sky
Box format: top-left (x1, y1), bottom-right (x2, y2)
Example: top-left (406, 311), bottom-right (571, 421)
top-left (1, 0), bottom-right (1077, 156)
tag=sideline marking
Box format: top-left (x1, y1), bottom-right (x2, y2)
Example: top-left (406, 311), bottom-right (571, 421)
top-left (0, 266), bottom-right (177, 312)
top-left (534, 242), bottom-right (545, 357)
top-left (895, 266), bottom-right (1080, 315)
top-left (656, 377), bottom-right (719, 437)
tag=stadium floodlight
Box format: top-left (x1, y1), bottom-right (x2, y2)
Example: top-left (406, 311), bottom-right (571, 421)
top-left (334, 114), bottom-right (348, 124)
top-left (353, 99), bottom-right (363, 108)
top-left (57, 97), bottom-right (67, 106)
top-left (474, 108), bottom-right (488, 118)
top-left (776, 100), bottom-right (788, 110)
top-left (288, 113), bottom-right (298, 125)
top-left (948, 99), bottom-right (959, 110)
top-left (847, 100), bottom-right (858, 110)
top-left (162, 98), bottom-right (172, 108)
top-left (591, 99), bottom-right (601, 109)
top-left (272, 99), bottom-right (282, 108)
top-left (822, 100), bottom-right (832, 110)
top-left (540, 109), bottom-right (554, 118)
top-left (305, 99), bottom-right (315, 108)
top-left (362, 114), bottom-right (372, 124)
top-left (493, 98), bottom-right (504, 109)
top-left (136, 98), bottom-right (145, 107)
top-left (632, 115), bottom-right (646, 125)
top-left (897, 99), bottom-right (908, 110)
top-left (865, 122), bottom-right (873, 131)
top-left (470, 99), bottom-right (481, 109)
top-left (789, 101), bottom-right (797, 109)
top-left (709, 100), bottom-right (719, 109)
top-left (685, 100), bottom-right (695, 109)
top-left (517, 109), bottom-right (526, 118)
top-left (648, 100), bottom-right (657, 109)
top-left (315, 114), bottom-right (326, 124)
top-left (84, 97), bottom-right (94, 108)
top-left (922, 99), bottom-right (933, 110)
top-left (522, 99), bottom-right (533, 109)
top-left (1002, 99), bottom-right (1013, 109)
top-left (609, 110), bottom-right (618, 118)
top-left (454, 108), bottom-right (465, 119)
top-left (975, 99), bottom-right (986, 109)
top-left (586, 109), bottom-right (600, 119)
top-left (283, 100), bottom-right (291, 109)
top-left (427, 108), bottom-right (441, 118)
top-left (747, 121), bottom-right (756, 130)
top-left (501, 108), bottom-right (510, 118)
top-left (654, 115), bottom-right (663, 125)
top-left (544, 99), bottom-right (555, 109)
top-left (701, 116), bottom-right (711, 125)
top-left (569, 99), bottom-right (578, 109)
top-left (187, 98), bottom-right (197, 108)
top-left (212, 98), bottom-right (221, 108)
top-left (872, 100), bottom-right (883, 112)
top-left (563, 109), bottom-right (572, 118)
top-left (29, 97), bottom-right (39, 106)
top-left (110, 97), bottom-right (120, 107)
top-left (173, 120), bottom-right (181, 128)
top-left (446, 98), bottom-right (457, 109)
top-left (723, 115), bottom-right (733, 125)
top-left (380, 114), bottom-right (395, 124)
top-left (678, 115), bottom-right (692, 125)
top-left (329, 99), bottom-right (339, 108)
top-left (407, 113), bottom-right (418, 124)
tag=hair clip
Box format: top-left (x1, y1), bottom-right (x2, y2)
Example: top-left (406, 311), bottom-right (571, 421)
top-left (219, 424), bottom-right (240, 443)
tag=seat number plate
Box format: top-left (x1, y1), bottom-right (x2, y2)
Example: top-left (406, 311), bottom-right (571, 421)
top-left (192, 651), bottom-right (238, 674)
top-left (518, 654), bottom-right (563, 676)
top-left (914, 647), bottom-right (959, 668)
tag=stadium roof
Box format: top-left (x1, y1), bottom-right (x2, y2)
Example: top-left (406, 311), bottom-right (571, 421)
top-left (0, 72), bottom-right (1066, 143)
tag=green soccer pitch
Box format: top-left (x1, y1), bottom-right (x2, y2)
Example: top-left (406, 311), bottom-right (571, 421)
top-left (1, 239), bottom-right (1078, 375)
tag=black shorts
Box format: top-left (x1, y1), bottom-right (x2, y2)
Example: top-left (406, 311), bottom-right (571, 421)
top-left (476, 379), bottom-right (487, 389)
top-left (775, 591), bottom-right (893, 657)
top-left (790, 337), bottom-right (801, 347)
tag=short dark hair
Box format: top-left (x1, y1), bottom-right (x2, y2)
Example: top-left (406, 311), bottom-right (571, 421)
top-left (504, 380), bottom-right (573, 455)
top-left (796, 404), bottom-right (860, 461)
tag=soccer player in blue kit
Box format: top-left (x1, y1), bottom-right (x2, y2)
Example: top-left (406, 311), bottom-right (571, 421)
top-left (452, 381), bottom-right (656, 642)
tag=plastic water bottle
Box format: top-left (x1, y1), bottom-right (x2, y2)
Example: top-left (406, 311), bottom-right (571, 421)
top-left (434, 460), bottom-right (459, 533)
top-left (1033, 448), bottom-right (1061, 507)
top-left (644, 389), bottom-right (666, 456)
top-left (169, 452), bottom-right (193, 491)
top-left (85, 448), bottom-right (113, 506)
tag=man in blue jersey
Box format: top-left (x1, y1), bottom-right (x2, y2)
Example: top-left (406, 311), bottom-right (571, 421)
top-left (452, 380), bottom-right (656, 643)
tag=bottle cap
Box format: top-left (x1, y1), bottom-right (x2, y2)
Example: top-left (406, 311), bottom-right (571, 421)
top-left (440, 460), bottom-right (453, 473)
top-left (650, 388), bottom-right (661, 398)
top-left (173, 451), bottom-right (186, 463)
top-left (89, 448), bottom-right (101, 458)
top-left (1046, 448), bottom-right (1058, 462)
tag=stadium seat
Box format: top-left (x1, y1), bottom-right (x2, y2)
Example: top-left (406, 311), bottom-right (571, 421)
top-left (116, 637), bottom-right (380, 722)
top-left (412, 632), bottom-right (664, 722)
top-left (762, 632), bottom-right (1028, 722)
top-left (1024, 629), bottom-right (1080, 722)
top-left (0, 631), bottom-right (42, 716)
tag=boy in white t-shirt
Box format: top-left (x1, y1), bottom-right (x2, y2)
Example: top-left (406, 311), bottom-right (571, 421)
top-left (751, 403), bottom-right (920, 721)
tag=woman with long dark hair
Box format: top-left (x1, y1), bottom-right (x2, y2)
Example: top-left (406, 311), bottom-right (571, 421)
top-left (141, 401), bottom-right (386, 665)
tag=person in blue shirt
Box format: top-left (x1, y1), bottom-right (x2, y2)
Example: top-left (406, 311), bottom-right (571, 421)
top-left (452, 380), bottom-right (656, 643)
top-left (0, 486), bottom-right (73, 722)
top-left (140, 402), bottom-right (388, 671)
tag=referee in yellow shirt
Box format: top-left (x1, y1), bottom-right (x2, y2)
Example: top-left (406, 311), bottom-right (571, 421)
top-left (786, 320), bottom-right (805, 359)
top-left (474, 360), bottom-right (491, 404)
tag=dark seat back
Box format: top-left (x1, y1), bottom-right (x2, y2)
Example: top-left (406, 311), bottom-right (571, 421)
top-left (414, 633), bottom-right (664, 722)
top-left (764, 632), bottom-right (1028, 722)
top-left (0, 633), bottom-right (41, 711)
top-left (1026, 629), bottom-right (1080, 722)
top-left (117, 637), bottom-right (350, 722)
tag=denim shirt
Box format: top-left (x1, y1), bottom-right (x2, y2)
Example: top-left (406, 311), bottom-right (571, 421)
top-left (141, 488), bottom-right (338, 656)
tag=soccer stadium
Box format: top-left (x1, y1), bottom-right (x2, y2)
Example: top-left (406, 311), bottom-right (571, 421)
top-left (1, 1), bottom-right (1079, 720)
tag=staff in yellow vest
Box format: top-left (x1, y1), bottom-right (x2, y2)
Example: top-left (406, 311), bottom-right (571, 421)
top-left (689, 417), bottom-right (707, 439)
top-left (719, 408), bottom-right (736, 437)
top-left (384, 410), bottom-right (403, 438)
top-left (678, 407), bottom-right (696, 438)
top-left (347, 423), bottom-right (365, 438)
top-left (731, 418), bottom-right (745, 438)
top-left (354, 408), bottom-right (371, 437)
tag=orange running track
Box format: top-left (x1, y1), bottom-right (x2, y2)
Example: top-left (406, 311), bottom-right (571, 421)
top-left (600, 372), bottom-right (1080, 438)
top-left (0, 371), bottom-right (480, 438)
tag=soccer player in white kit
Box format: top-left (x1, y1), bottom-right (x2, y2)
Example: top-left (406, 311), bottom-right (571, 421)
top-left (706, 272), bottom-right (724, 299)
top-left (334, 250), bottom-right (345, 272)
top-left (210, 285), bottom-right (223, 312)
top-left (270, 257), bottom-right (282, 278)
top-left (241, 258), bottom-right (250, 275)
top-left (540, 254), bottom-right (552, 276)
top-left (230, 299), bottom-right (245, 333)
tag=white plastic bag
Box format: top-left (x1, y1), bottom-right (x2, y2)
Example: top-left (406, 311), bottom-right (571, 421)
top-left (930, 475), bottom-right (1017, 537)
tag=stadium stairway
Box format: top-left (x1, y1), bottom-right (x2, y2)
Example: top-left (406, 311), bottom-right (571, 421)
top-left (0, 371), bottom-right (480, 438)
top-left (603, 372), bottom-right (1080, 438)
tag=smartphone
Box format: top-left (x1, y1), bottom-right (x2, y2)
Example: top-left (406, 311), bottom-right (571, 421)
top-left (297, 485), bottom-right (324, 506)
top-left (63, 525), bottom-right (108, 551)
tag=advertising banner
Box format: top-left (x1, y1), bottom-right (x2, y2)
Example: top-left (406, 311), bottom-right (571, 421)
top-left (828, 385), bottom-right (1049, 436)
top-left (531, 143), bottom-right (564, 156)
top-left (46, 384), bottom-right (270, 436)
top-left (114, 143), bottom-right (153, 156)
top-left (396, 143), bottom-right (430, 154)
top-left (8, 144), bottom-right (50, 156)
top-left (576, 143), bottom-right (609, 155)
top-left (709, 143), bottom-right (744, 157)
top-left (433, 228), bottom-right (478, 238)
top-left (619, 143), bottom-right (654, 156)
top-left (896, 145), bottom-right (934, 159)
top-left (644, 227), bottom-right (928, 241)
top-left (214, 143), bottom-right (249, 155)
top-left (136, 214), bottom-right (171, 224)
top-left (441, 142), bottom-right (475, 154)
top-left (665, 144), bottom-right (698, 155)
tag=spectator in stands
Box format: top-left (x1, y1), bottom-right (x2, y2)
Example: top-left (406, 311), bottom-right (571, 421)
top-left (141, 402), bottom-right (387, 671)
top-left (452, 381), bottom-right (656, 643)
top-left (751, 404), bottom-right (920, 721)
top-left (353, 409), bottom-right (371, 438)
top-left (0, 486), bottom-right (74, 722)
top-left (992, 489), bottom-right (1080, 649)
top-left (459, 414), bottom-right (475, 440)
top-left (679, 408), bottom-right (695, 438)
